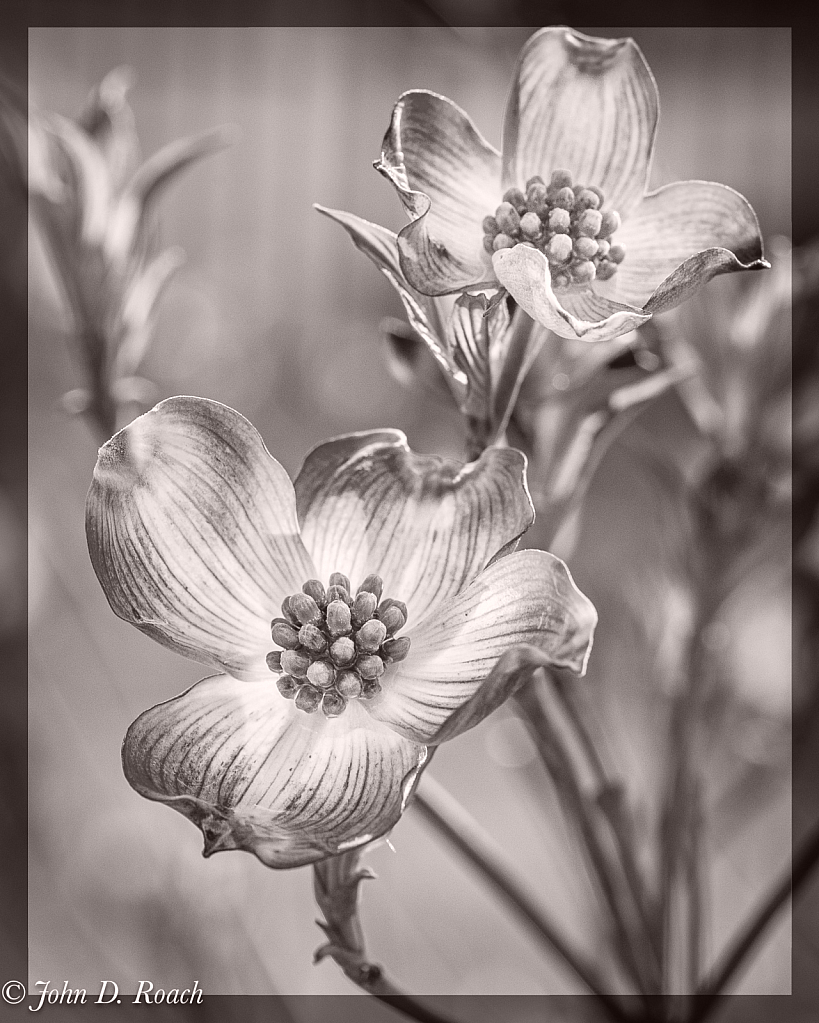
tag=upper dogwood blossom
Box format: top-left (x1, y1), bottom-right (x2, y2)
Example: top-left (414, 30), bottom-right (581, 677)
top-left (374, 26), bottom-right (767, 343)
top-left (86, 396), bottom-right (597, 867)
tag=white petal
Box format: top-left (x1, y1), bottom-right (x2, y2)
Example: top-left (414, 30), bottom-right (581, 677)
top-left (367, 550), bottom-right (598, 743)
top-left (294, 431), bottom-right (534, 624)
top-left (503, 27), bottom-right (658, 218)
top-left (376, 90), bottom-right (501, 294)
top-left (123, 674), bottom-right (428, 868)
top-left (493, 245), bottom-right (650, 342)
top-left (86, 397), bottom-right (314, 680)
top-left (596, 180), bottom-right (767, 312)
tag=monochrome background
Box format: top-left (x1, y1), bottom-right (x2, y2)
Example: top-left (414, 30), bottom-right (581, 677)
top-left (26, 26), bottom-right (797, 1002)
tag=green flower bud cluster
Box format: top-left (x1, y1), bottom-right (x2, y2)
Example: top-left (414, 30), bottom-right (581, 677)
top-left (267, 572), bottom-right (411, 718)
top-left (482, 169), bottom-right (626, 289)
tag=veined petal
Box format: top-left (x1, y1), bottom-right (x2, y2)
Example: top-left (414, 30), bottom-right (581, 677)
top-left (502, 27), bottom-right (658, 218)
top-left (367, 550), bottom-right (597, 744)
top-left (86, 397), bottom-right (315, 680)
top-left (123, 673), bottom-right (428, 869)
top-left (294, 431), bottom-right (534, 624)
top-left (375, 90), bottom-right (501, 295)
top-left (314, 204), bottom-right (466, 394)
top-left (596, 180), bottom-right (767, 312)
top-left (493, 245), bottom-right (650, 342)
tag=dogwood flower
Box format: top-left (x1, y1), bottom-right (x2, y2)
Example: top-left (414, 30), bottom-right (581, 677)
top-left (375, 26), bottom-right (767, 343)
top-left (86, 396), bottom-right (597, 867)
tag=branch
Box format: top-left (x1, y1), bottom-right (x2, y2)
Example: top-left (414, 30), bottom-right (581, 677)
top-left (689, 815), bottom-right (819, 1023)
top-left (412, 774), bottom-right (636, 1023)
top-left (313, 847), bottom-right (458, 1023)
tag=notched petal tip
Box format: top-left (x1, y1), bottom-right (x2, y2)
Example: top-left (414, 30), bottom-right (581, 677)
top-left (123, 679), bottom-right (429, 870)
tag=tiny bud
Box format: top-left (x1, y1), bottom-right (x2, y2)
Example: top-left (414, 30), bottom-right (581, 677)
top-left (352, 590), bottom-right (378, 626)
top-left (302, 579), bottom-right (326, 607)
top-left (519, 212), bottom-right (542, 239)
top-left (356, 618), bottom-right (388, 653)
top-left (595, 260), bottom-right (617, 280)
top-left (379, 604), bottom-right (407, 635)
top-left (383, 636), bottom-right (411, 662)
top-left (553, 272), bottom-right (571, 289)
top-left (483, 236), bottom-right (496, 253)
top-left (599, 210), bottom-right (621, 237)
top-left (502, 186), bottom-right (527, 211)
top-left (573, 236), bottom-right (599, 260)
top-left (359, 679), bottom-right (382, 700)
top-left (547, 234), bottom-right (573, 264)
top-left (378, 598), bottom-right (407, 618)
top-left (525, 174), bottom-right (545, 189)
top-left (276, 674), bottom-right (299, 699)
top-left (326, 599), bottom-right (352, 635)
top-left (330, 635), bottom-right (356, 666)
top-left (325, 584), bottom-right (352, 605)
top-left (295, 685), bottom-right (321, 713)
top-left (299, 623), bottom-right (327, 654)
top-left (495, 202), bottom-right (520, 235)
top-left (289, 592), bottom-right (322, 625)
top-left (577, 209), bottom-right (603, 237)
top-left (321, 691), bottom-right (346, 718)
top-left (307, 659), bottom-right (336, 689)
top-left (280, 596), bottom-right (300, 626)
top-left (357, 654), bottom-right (386, 680)
top-left (549, 168), bottom-right (573, 190)
top-left (572, 259), bottom-right (597, 284)
top-left (548, 208), bottom-right (571, 234)
top-left (328, 572), bottom-right (351, 594)
top-left (596, 239), bottom-right (610, 258)
top-left (336, 671), bottom-right (363, 699)
top-left (281, 648), bottom-right (310, 677)
top-left (482, 215), bottom-right (499, 234)
top-left (588, 185), bottom-right (605, 204)
top-left (526, 181), bottom-right (548, 208)
top-left (609, 243), bottom-right (626, 264)
top-left (266, 650), bottom-right (283, 672)
top-left (575, 188), bottom-right (601, 210)
top-left (492, 233), bottom-right (515, 251)
top-left (553, 187), bottom-right (575, 210)
top-left (271, 619), bottom-right (300, 649)
top-left (357, 574), bottom-right (384, 603)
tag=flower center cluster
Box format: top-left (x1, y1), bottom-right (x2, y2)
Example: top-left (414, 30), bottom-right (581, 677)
top-left (267, 572), bottom-right (411, 718)
top-left (483, 169), bottom-right (625, 290)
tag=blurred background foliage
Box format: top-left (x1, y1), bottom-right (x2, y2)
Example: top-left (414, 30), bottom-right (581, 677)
top-left (19, 23), bottom-right (816, 1017)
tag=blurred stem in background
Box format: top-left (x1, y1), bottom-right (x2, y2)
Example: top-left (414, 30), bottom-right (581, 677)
top-left (28, 68), bottom-right (232, 441)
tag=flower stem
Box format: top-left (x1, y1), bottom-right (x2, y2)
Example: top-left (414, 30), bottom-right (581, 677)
top-left (313, 851), bottom-right (459, 1023)
top-left (514, 676), bottom-right (661, 1002)
top-left (687, 815), bottom-right (819, 1023)
top-left (412, 774), bottom-right (635, 1023)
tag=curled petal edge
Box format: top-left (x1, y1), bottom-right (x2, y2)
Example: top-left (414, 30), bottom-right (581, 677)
top-left (426, 643), bottom-right (588, 746)
top-left (643, 246), bottom-right (771, 316)
top-left (493, 245), bottom-right (651, 342)
top-left (375, 90), bottom-right (500, 296)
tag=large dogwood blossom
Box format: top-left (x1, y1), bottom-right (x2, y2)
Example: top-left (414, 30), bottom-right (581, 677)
top-left (86, 396), bottom-right (597, 867)
top-left (374, 26), bottom-right (767, 342)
